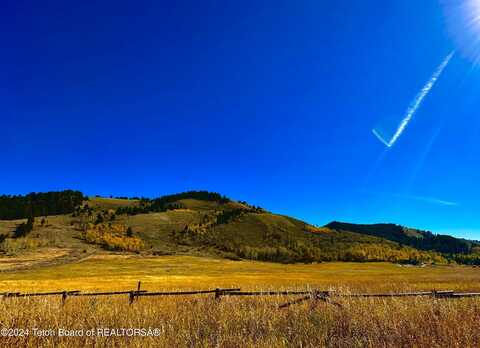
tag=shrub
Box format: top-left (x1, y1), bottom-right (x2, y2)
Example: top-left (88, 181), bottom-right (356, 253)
top-left (82, 224), bottom-right (144, 252)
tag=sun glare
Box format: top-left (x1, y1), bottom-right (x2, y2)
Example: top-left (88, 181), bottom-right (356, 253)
top-left (465, 0), bottom-right (480, 30)
top-left (464, 0), bottom-right (480, 63)
top-left (445, 0), bottom-right (480, 65)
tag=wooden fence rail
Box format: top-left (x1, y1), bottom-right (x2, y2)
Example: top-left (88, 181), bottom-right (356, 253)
top-left (344, 291), bottom-right (447, 298)
top-left (220, 290), bottom-right (314, 296)
top-left (71, 290), bottom-right (147, 297)
top-left (2, 284), bottom-right (480, 308)
top-left (135, 288), bottom-right (241, 297)
top-left (5, 291), bottom-right (80, 298)
top-left (451, 292), bottom-right (480, 297)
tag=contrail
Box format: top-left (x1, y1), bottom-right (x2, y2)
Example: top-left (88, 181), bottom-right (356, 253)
top-left (372, 128), bottom-right (391, 147)
top-left (373, 51), bottom-right (455, 147)
top-left (394, 193), bottom-right (458, 207)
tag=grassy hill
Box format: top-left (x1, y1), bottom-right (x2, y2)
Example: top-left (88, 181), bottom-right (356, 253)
top-left (0, 190), bottom-right (479, 266)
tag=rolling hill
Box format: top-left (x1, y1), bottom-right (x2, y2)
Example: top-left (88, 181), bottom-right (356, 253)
top-left (0, 190), bottom-right (479, 267)
top-left (325, 221), bottom-right (479, 254)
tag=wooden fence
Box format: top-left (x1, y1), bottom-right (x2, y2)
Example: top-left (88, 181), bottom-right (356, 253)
top-left (2, 283), bottom-right (480, 308)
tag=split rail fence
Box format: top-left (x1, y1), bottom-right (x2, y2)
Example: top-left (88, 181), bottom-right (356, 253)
top-left (1, 282), bottom-right (480, 309)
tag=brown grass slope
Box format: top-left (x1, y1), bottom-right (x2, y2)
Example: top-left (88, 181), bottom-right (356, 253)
top-left (85, 197), bottom-right (447, 264)
top-left (0, 196), bottom-right (453, 265)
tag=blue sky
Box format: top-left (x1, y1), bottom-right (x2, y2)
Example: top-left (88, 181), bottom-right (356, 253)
top-left (2, 0), bottom-right (480, 238)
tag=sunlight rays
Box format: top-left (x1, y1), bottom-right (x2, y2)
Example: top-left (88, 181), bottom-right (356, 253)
top-left (444, 0), bottom-right (480, 65)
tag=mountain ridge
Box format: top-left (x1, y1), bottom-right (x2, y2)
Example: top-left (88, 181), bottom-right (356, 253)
top-left (0, 190), bottom-right (479, 265)
top-left (325, 221), bottom-right (479, 254)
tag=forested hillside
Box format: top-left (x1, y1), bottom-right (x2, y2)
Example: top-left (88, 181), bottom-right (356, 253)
top-left (0, 190), bottom-right (85, 220)
top-left (1, 190), bottom-right (480, 265)
top-left (326, 221), bottom-right (478, 254)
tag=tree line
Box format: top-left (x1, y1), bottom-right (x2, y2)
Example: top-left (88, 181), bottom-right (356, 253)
top-left (326, 222), bottom-right (475, 255)
top-left (0, 190), bottom-right (86, 220)
top-left (115, 191), bottom-right (230, 216)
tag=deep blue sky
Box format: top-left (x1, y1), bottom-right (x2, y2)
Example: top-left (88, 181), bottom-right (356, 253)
top-left (2, 1), bottom-right (480, 238)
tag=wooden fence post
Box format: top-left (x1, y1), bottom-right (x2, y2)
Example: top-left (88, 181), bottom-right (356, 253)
top-left (129, 291), bottom-right (135, 304)
top-left (215, 288), bottom-right (221, 301)
top-left (309, 290), bottom-right (319, 309)
top-left (62, 291), bottom-right (68, 305)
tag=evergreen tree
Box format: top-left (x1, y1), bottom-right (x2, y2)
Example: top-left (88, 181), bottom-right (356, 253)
top-left (95, 213), bottom-right (104, 225)
top-left (0, 190), bottom-right (85, 220)
top-left (14, 216), bottom-right (34, 238)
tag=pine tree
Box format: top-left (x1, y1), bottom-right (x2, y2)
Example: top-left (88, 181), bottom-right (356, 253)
top-left (95, 214), bottom-right (104, 225)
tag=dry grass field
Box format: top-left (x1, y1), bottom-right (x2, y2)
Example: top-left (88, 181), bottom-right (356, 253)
top-left (0, 288), bottom-right (479, 347)
top-left (0, 255), bottom-right (479, 347)
top-left (0, 254), bottom-right (480, 292)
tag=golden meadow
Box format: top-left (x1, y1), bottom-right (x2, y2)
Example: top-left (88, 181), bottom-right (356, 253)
top-left (0, 255), bottom-right (479, 347)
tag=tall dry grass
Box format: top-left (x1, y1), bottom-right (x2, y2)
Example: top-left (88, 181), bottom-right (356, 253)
top-left (0, 288), bottom-right (479, 347)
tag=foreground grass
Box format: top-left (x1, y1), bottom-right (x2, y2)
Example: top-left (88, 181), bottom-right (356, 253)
top-left (0, 254), bottom-right (479, 292)
top-left (0, 293), bottom-right (479, 347)
top-left (1, 256), bottom-right (479, 347)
